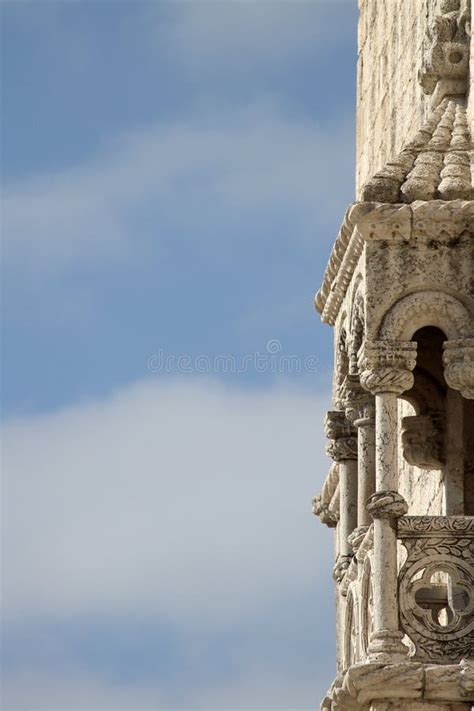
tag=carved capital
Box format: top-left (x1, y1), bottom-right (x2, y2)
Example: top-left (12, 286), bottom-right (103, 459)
top-left (360, 367), bottom-right (414, 395)
top-left (443, 338), bottom-right (474, 399)
top-left (340, 375), bottom-right (375, 426)
top-left (401, 413), bottom-right (445, 469)
top-left (325, 410), bottom-right (358, 462)
top-left (324, 410), bottom-right (355, 439)
top-left (326, 438), bottom-right (358, 462)
top-left (366, 491), bottom-right (408, 519)
top-left (359, 340), bottom-right (417, 395)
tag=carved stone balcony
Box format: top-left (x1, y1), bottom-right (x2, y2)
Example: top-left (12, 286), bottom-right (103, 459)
top-left (397, 515), bottom-right (474, 664)
top-left (322, 518), bottom-right (474, 711)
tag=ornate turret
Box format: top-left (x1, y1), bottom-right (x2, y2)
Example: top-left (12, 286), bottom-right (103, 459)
top-left (312, 2), bottom-right (474, 709)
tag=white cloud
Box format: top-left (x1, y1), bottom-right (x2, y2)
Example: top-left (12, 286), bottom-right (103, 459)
top-left (148, 1), bottom-right (356, 77)
top-left (2, 378), bottom-right (335, 708)
top-left (2, 378), bottom-right (333, 622)
top-left (2, 104), bottom-right (353, 275)
top-left (2, 668), bottom-right (329, 711)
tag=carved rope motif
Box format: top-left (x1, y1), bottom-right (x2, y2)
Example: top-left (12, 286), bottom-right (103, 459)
top-left (359, 340), bottom-right (417, 395)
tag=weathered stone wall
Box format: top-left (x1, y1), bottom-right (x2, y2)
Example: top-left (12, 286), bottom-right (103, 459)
top-left (356, 0), bottom-right (436, 194)
top-left (469, 0), bottom-right (474, 131)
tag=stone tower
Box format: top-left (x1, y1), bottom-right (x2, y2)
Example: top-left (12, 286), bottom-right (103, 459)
top-left (312, 1), bottom-right (474, 709)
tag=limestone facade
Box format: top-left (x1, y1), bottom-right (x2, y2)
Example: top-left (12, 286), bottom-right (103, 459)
top-left (313, 2), bottom-right (473, 709)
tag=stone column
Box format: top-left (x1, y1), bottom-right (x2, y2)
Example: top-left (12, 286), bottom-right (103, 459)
top-left (359, 340), bottom-right (417, 662)
top-left (325, 410), bottom-right (358, 581)
top-left (354, 399), bottom-right (376, 528)
top-left (343, 376), bottom-right (376, 532)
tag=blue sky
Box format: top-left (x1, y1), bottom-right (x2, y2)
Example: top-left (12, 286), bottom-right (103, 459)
top-left (2, 1), bottom-right (358, 708)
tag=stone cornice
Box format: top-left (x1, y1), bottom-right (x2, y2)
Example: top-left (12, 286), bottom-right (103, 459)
top-left (315, 200), bottom-right (474, 326)
top-left (321, 658), bottom-right (474, 711)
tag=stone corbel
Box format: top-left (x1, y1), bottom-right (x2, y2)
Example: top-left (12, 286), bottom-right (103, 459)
top-left (443, 337), bottom-right (474, 399)
top-left (401, 413), bottom-right (445, 469)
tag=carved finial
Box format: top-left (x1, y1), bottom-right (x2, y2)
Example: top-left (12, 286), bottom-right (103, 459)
top-left (419, 0), bottom-right (471, 107)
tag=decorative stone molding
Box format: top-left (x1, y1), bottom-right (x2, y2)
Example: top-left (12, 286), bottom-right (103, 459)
top-left (325, 410), bottom-right (358, 462)
top-left (397, 515), bottom-right (474, 663)
top-left (335, 325), bottom-right (350, 410)
top-left (359, 341), bottom-right (417, 395)
top-left (333, 554), bottom-right (353, 583)
top-left (340, 558), bottom-right (358, 598)
top-left (459, 658), bottom-right (474, 695)
top-left (312, 494), bottom-right (339, 528)
top-left (312, 463), bottom-right (340, 528)
top-left (344, 588), bottom-right (357, 669)
top-left (327, 437), bottom-right (358, 462)
top-left (368, 630), bottom-right (408, 659)
top-left (401, 414), bottom-right (445, 469)
top-left (355, 204), bottom-right (412, 240)
top-left (419, 0), bottom-right (471, 107)
top-left (410, 198), bottom-right (474, 237)
top-left (355, 525), bottom-right (374, 564)
top-left (315, 201), bottom-right (474, 327)
top-left (366, 491), bottom-right (409, 520)
top-left (348, 526), bottom-right (370, 553)
top-left (397, 515), bottom-right (474, 535)
top-left (443, 338), bottom-right (474, 398)
top-left (359, 555), bottom-right (374, 659)
top-left (340, 526), bottom-right (374, 601)
top-left (360, 368), bottom-right (414, 397)
top-left (320, 659), bottom-right (474, 710)
top-left (349, 293), bottom-right (365, 376)
top-left (315, 202), bottom-right (376, 324)
top-left (360, 98), bottom-right (473, 204)
top-left (379, 291), bottom-right (473, 341)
